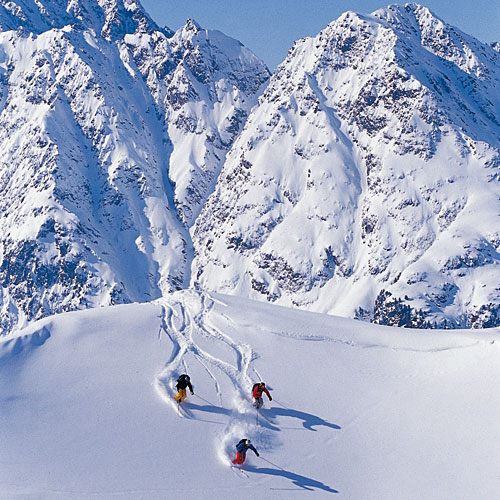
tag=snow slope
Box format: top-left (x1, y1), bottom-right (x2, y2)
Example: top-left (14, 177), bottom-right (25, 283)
top-left (2, 290), bottom-right (500, 499)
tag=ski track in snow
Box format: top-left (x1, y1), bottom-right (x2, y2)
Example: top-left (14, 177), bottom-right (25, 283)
top-left (271, 329), bottom-right (480, 352)
top-left (148, 289), bottom-right (494, 498)
top-left (155, 291), bottom-right (276, 465)
top-left (154, 290), bottom-right (485, 468)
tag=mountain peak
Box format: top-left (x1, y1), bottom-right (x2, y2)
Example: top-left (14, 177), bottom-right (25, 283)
top-left (373, 2), bottom-right (440, 22)
top-left (183, 18), bottom-right (201, 33)
top-left (192, 3), bottom-right (500, 329)
top-left (0, 0), bottom-right (163, 39)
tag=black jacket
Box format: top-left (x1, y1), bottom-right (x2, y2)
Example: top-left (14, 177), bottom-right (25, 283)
top-left (176, 375), bottom-right (193, 392)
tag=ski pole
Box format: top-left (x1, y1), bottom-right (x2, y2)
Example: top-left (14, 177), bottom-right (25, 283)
top-left (194, 394), bottom-right (215, 406)
top-left (273, 398), bottom-right (291, 410)
top-left (256, 408), bottom-right (259, 425)
top-left (258, 455), bottom-right (286, 472)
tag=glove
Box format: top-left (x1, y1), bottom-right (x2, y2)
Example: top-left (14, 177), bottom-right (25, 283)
top-left (269, 397), bottom-right (272, 401)
top-left (191, 391), bottom-right (194, 395)
top-left (256, 452), bottom-right (260, 457)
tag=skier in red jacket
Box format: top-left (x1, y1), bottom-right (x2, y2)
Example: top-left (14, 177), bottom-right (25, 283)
top-left (252, 382), bottom-right (272, 409)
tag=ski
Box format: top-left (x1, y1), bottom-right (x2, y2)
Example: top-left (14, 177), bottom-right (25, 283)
top-left (230, 465), bottom-right (248, 478)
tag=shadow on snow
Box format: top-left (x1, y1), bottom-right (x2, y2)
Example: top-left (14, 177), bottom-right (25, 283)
top-left (245, 464), bottom-right (338, 494)
top-left (182, 398), bottom-right (341, 433)
top-left (262, 406), bottom-right (342, 432)
top-left (179, 397), bottom-right (340, 493)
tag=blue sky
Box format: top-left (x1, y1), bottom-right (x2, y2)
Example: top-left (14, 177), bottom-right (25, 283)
top-left (140, 0), bottom-right (500, 69)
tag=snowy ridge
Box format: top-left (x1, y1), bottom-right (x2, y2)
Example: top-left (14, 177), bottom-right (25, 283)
top-left (192, 3), bottom-right (500, 328)
top-left (2, 290), bottom-right (500, 498)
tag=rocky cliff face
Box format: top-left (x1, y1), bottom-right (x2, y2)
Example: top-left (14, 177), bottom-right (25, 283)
top-left (0, 0), bottom-right (269, 333)
top-left (192, 3), bottom-right (500, 328)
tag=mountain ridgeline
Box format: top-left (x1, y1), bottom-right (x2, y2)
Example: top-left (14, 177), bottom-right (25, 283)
top-left (0, 0), bottom-right (499, 333)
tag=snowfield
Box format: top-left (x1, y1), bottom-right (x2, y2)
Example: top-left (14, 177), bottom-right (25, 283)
top-left (1, 290), bottom-right (500, 499)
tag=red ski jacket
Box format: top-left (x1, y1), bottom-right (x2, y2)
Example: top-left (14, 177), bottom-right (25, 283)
top-left (252, 384), bottom-right (271, 400)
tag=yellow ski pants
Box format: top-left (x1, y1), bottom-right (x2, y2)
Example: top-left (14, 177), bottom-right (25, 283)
top-left (175, 388), bottom-right (187, 403)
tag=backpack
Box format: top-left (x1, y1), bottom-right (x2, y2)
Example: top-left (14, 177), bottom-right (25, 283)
top-left (236, 439), bottom-right (247, 452)
top-left (252, 383), bottom-right (260, 393)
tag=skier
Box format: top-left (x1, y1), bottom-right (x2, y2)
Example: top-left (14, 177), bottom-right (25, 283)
top-left (175, 374), bottom-right (194, 403)
top-left (232, 438), bottom-right (259, 465)
top-left (252, 381), bottom-right (272, 409)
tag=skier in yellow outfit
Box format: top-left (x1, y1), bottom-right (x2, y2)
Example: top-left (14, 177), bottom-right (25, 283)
top-left (175, 374), bottom-right (194, 403)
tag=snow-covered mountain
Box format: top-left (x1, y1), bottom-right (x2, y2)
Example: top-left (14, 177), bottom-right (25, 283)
top-left (0, 0), bottom-right (269, 334)
top-left (193, 3), bottom-right (500, 328)
top-left (2, 290), bottom-right (500, 499)
top-left (1, 1), bottom-right (500, 335)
